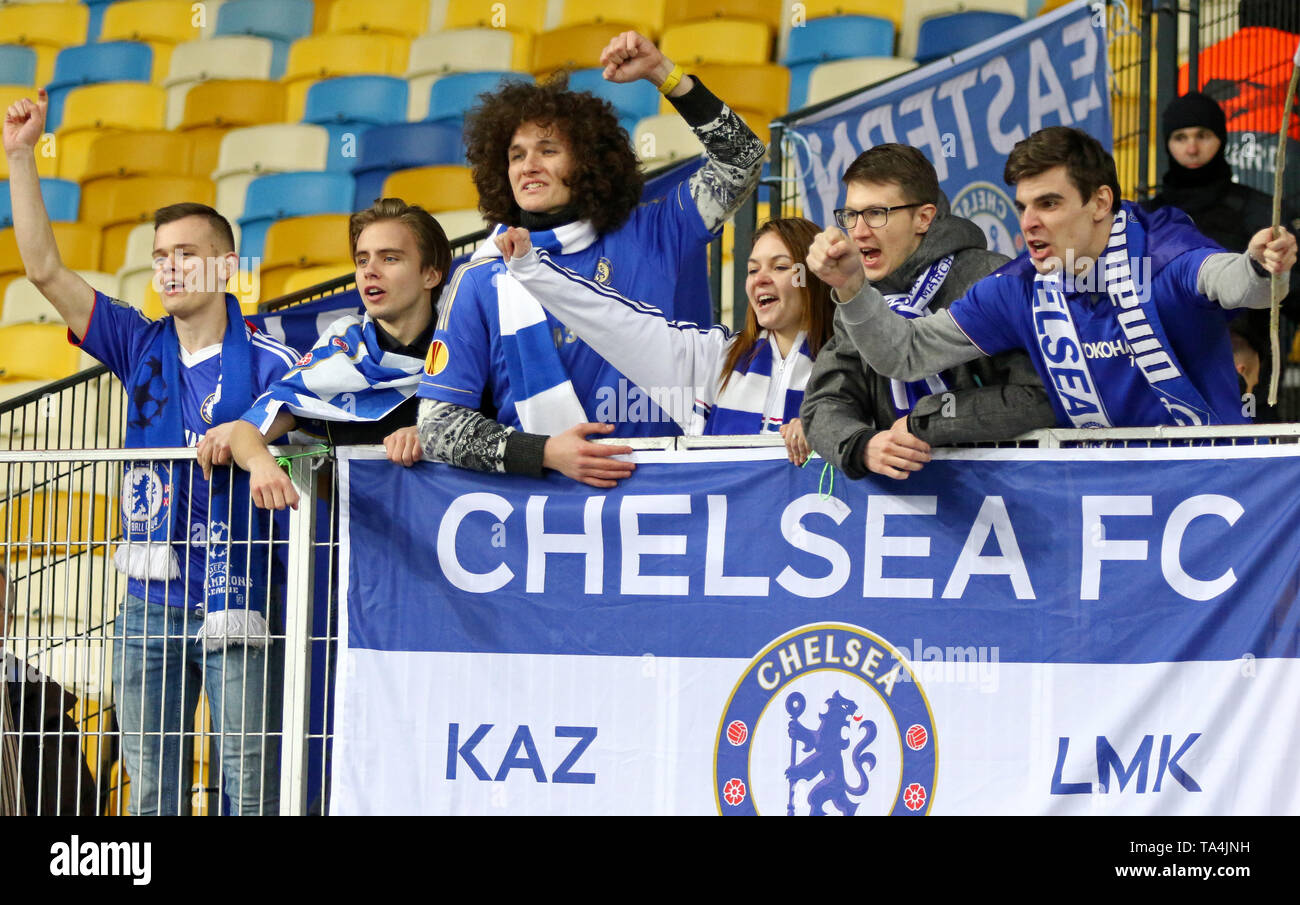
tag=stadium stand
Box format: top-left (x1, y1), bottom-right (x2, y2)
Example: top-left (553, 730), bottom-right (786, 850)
top-left (86, 174), bottom-right (216, 272)
top-left (0, 2), bottom-right (90, 87)
top-left (794, 0), bottom-right (904, 30)
top-left (567, 67), bottom-right (659, 138)
top-left (211, 123), bottom-right (331, 223)
top-left (281, 32), bottom-right (411, 120)
top-left (659, 20), bottom-right (772, 66)
top-left (303, 75), bottom-right (410, 171)
top-left (257, 212), bottom-right (352, 299)
top-left (0, 178), bottom-right (79, 229)
top-left (349, 121), bottom-right (465, 210)
top-left (98, 0), bottom-right (203, 82)
top-left (443, 0), bottom-right (547, 34)
top-left (659, 62), bottom-right (788, 134)
top-left (405, 30), bottom-right (533, 118)
top-left (900, 1), bottom-right (1030, 59)
top-left (559, 0), bottom-right (665, 37)
top-left (237, 171), bottom-right (356, 260)
top-left (54, 82), bottom-right (166, 183)
top-left (162, 36), bottom-right (277, 129)
top-left (214, 0), bottom-right (316, 79)
top-left (380, 165), bottom-right (477, 213)
top-left (804, 56), bottom-right (918, 106)
top-left (177, 79), bottom-right (288, 177)
top-left (2, 271), bottom-right (116, 327)
top-left (0, 222), bottom-right (99, 302)
top-left (531, 23), bottom-right (627, 77)
top-left (914, 10), bottom-right (1025, 63)
top-left (45, 41), bottom-right (155, 131)
top-left (327, 0), bottom-right (431, 38)
top-left (662, 0), bottom-right (783, 29)
top-left (424, 71), bottom-right (534, 126)
top-left (0, 46), bottom-right (37, 87)
top-left (784, 15), bottom-right (894, 108)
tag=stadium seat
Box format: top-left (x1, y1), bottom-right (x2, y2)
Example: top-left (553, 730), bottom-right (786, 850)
top-left (784, 15), bottom-right (893, 108)
top-left (281, 33), bottom-right (411, 121)
top-left (660, 20), bottom-right (771, 66)
top-left (901, 1), bottom-right (1028, 59)
top-left (0, 223), bottom-right (100, 306)
top-left (100, 0), bottom-right (203, 82)
top-left (430, 207), bottom-right (488, 240)
top-left (211, 124), bottom-right (331, 222)
top-left (381, 166), bottom-right (477, 212)
top-left (162, 36), bottom-right (276, 129)
top-left (444, 0), bottom-right (547, 34)
top-left (915, 11), bottom-right (1024, 64)
top-left (0, 324), bottom-right (85, 383)
top-left (0, 3), bottom-right (90, 87)
top-left (660, 63), bottom-right (788, 122)
top-left (1037, 0), bottom-right (1074, 12)
top-left (215, 0), bottom-right (315, 79)
top-left (54, 83), bottom-right (167, 182)
top-left (568, 68), bottom-right (660, 130)
top-left (795, 0), bottom-right (902, 30)
top-left (559, 0), bottom-right (664, 38)
top-left (661, 0), bottom-right (782, 29)
top-left (81, 131), bottom-right (196, 186)
top-left (237, 171), bottom-right (356, 260)
top-left (804, 56), bottom-right (918, 107)
top-left (114, 221), bottom-right (160, 307)
top-left (634, 114), bottom-right (702, 167)
top-left (531, 23), bottom-right (627, 77)
top-left (350, 122), bottom-right (465, 210)
top-left (278, 264), bottom-right (353, 296)
top-left (327, 0), bottom-right (430, 38)
top-left (2, 272), bottom-right (116, 326)
top-left (179, 79), bottom-right (287, 177)
top-left (0, 178), bottom-right (79, 229)
top-left (407, 29), bottom-right (531, 79)
top-left (0, 46), bottom-right (37, 87)
top-left (424, 71), bottom-right (534, 124)
top-left (0, 487), bottom-right (117, 559)
top-left (259, 213), bottom-right (352, 299)
top-left (84, 175), bottom-right (215, 272)
top-left (304, 76), bottom-right (409, 171)
top-left (45, 42), bottom-right (155, 132)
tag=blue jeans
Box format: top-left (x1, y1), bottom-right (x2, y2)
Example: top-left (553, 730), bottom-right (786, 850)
top-left (112, 595), bottom-right (282, 815)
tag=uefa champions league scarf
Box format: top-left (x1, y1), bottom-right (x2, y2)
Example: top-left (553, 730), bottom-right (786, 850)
top-left (114, 294), bottom-right (269, 648)
top-left (1032, 209), bottom-right (1219, 428)
top-left (704, 331), bottom-right (814, 435)
top-left (243, 313), bottom-right (424, 433)
top-left (475, 222), bottom-right (594, 434)
top-left (882, 255), bottom-right (954, 417)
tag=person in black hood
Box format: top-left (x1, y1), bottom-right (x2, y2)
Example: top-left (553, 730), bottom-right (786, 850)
top-left (801, 144), bottom-right (1056, 480)
top-left (1143, 91), bottom-right (1299, 420)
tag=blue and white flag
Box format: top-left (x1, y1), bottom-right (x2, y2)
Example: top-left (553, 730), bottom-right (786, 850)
top-left (333, 444), bottom-right (1300, 815)
top-left (787, 0), bottom-right (1110, 255)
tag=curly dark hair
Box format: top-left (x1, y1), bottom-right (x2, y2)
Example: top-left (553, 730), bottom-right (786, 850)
top-left (464, 74), bottom-right (645, 233)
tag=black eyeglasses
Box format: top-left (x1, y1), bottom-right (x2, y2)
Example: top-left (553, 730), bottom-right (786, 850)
top-left (834, 203), bottom-right (924, 229)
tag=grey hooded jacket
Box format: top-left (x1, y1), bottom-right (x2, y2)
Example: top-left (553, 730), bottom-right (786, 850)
top-left (801, 202), bottom-right (1055, 479)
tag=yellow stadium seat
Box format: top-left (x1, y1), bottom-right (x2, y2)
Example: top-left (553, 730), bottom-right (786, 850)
top-left (804, 56), bottom-right (917, 106)
top-left (0, 4), bottom-right (91, 86)
top-left (281, 34), bottom-right (411, 120)
top-left (560, 0), bottom-right (665, 38)
top-left (54, 83), bottom-right (167, 182)
top-left (531, 23), bottom-right (627, 76)
top-left (406, 29), bottom-right (532, 77)
top-left (660, 20), bottom-right (771, 66)
top-left (101, 0), bottom-right (202, 44)
top-left (84, 175), bottom-right (215, 272)
top-left (163, 36), bottom-right (276, 129)
top-left (444, 0), bottom-right (547, 34)
top-left (0, 488), bottom-right (117, 559)
top-left (81, 131), bottom-right (196, 191)
top-left (259, 214), bottom-right (353, 300)
top-left (0, 323), bottom-right (84, 382)
top-left (2, 272), bottom-right (116, 326)
top-left (0, 223), bottom-right (100, 292)
top-left (662, 0), bottom-right (782, 29)
top-left (328, 0), bottom-right (429, 37)
top-left (430, 207), bottom-right (488, 240)
top-left (659, 63), bottom-right (788, 121)
top-left (381, 166), bottom-right (478, 213)
top-left (1038, 0), bottom-right (1075, 12)
top-left (314, 0), bottom-right (337, 33)
top-left (278, 264), bottom-right (353, 296)
top-left (179, 80), bottom-right (287, 177)
top-left (795, 0), bottom-right (901, 29)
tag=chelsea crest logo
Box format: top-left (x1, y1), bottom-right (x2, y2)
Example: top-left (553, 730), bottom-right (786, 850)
top-left (951, 181), bottom-right (1023, 259)
top-left (714, 623), bottom-right (937, 816)
top-left (121, 466), bottom-right (170, 535)
top-left (594, 257), bottom-right (612, 284)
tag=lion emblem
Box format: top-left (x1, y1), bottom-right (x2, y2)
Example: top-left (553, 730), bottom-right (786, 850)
top-left (783, 690), bottom-right (877, 816)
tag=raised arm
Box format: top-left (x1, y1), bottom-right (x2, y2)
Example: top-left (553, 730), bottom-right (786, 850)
top-left (499, 228), bottom-right (731, 428)
top-left (1201, 227), bottom-right (1297, 310)
top-left (600, 31), bottom-right (766, 232)
top-left (806, 226), bottom-right (982, 380)
top-left (3, 91), bottom-right (95, 339)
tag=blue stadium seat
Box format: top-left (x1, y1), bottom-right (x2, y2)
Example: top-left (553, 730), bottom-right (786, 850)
top-left (350, 122), bottom-right (466, 210)
top-left (0, 46), bottom-right (36, 87)
top-left (566, 68), bottom-right (660, 128)
top-left (46, 42), bottom-right (154, 131)
top-left (915, 11), bottom-right (1024, 64)
top-left (0, 179), bottom-right (80, 229)
top-left (84, 0), bottom-right (119, 41)
top-left (215, 0), bottom-right (315, 80)
top-left (783, 16), bottom-right (894, 110)
top-left (304, 76), bottom-right (409, 172)
top-left (426, 72), bottom-right (534, 124)
top-left (237, 171), bottom-right (356, 261)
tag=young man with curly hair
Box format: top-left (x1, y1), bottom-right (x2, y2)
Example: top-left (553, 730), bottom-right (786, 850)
top-left (417, 31), bottom-right (767, 488)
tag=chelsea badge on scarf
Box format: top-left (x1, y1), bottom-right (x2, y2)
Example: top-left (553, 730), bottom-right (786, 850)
top-left (121, 465), bottom-right (170, 536)
top-left (715, 623), bottom-right (937, 816)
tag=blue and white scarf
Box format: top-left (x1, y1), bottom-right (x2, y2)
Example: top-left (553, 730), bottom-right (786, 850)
top-left (704, 331), bottom-right (814, 435)
top-left (243, 313), bottom-right (424, 433)
top-left (1032, 210), bottom-right (1218, 428)
top-left (113, 294), bottom-right (269, 648)
top-left (474, 222), bottom-right (595, 434)
top-left (883, 255), bottom-right (953, 417)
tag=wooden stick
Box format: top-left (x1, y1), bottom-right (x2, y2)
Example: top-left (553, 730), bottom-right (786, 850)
top-left (1268, 40), bottom-right (1300, 408)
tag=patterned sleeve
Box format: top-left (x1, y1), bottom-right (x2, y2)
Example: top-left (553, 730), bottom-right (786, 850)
top-left (417, 399), bottom-right (548, 476)
top-left (671, 78), bottom-right (767, 234)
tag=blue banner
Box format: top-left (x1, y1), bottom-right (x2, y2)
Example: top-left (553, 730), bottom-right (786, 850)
top-left (787, 0), bottom-right (1110, 256)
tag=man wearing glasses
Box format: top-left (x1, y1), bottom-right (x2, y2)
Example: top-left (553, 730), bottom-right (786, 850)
top-left (801, 143), bottom-right (1054, 480)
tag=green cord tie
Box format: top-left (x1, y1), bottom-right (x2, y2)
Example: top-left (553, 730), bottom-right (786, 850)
top-left (798, 456), bottom-right (837, 501)
top-left (275, 445), bottom-right (331, 470)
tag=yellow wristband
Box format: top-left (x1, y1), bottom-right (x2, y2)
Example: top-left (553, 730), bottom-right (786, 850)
top-left (658, 64), bottom-right (684, 96)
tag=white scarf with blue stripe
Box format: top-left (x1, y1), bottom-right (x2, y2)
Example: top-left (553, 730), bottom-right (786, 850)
top-left (705, 331), bottom-right (814, 435)
top-left (883, 255), bottom-right (953, 417)
top-left (474, 222), bottom-right (594, 434)
top-left (243, 313), bottom-right (424, 433)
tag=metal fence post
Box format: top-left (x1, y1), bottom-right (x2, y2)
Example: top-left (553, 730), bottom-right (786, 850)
top-left (278, 452), bottom-right (318, 816)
